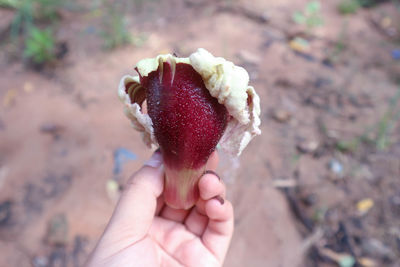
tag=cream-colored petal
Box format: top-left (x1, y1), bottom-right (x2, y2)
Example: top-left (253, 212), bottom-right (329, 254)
top-left (189, 48), bottom-right (251, 124)
top-left (189, 49), bottom-right (261, 155)
top-left (136, 55), bottom-right (190, 78)
top-left (118, 75), bottom-right (157, 148)
top-left (218, 86), bottom-right (261, 155)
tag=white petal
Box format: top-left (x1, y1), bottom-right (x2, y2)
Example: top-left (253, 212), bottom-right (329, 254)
top-left (190, 49), bottom-right (261, 155)
top-left (118, 75), bottom-right (157, 148)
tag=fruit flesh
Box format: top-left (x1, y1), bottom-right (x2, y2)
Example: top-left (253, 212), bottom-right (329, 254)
top-left (138, 61), bottom-right (228, 209)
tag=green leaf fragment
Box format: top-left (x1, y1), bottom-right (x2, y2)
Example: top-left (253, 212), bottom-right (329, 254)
top-left (293, 12), bottom-right (306, 24)
top-left (305, 1), bottom-right (321, 14)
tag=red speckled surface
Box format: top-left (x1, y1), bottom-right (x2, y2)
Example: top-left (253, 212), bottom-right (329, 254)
top-left (140, 62), bottom-right (228, 170)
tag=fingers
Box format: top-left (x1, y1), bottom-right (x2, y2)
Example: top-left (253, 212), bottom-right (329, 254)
top-left (184, 170), bottom-right (226, 237)
top-left (202, 199), bottom-right (234, 263)
top-left (198, 172), bottom-right (225, 200)
top-left (149, 217), bottom-right (219, 267)
top-left (158, 151), bottom-right (220, 222)
top-left (197, 157), bottom-right (233, 263)
top-left (102, 151), bottom-right (164, 244)
top-left (184, 205), bottom-right (208, 236)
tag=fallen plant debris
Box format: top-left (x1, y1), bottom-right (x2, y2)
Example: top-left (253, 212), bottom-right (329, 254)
top-left (40, 123), bottom-right (65, 138)
top-left (216, 3), bottom-right (269, 24)
top-left (0, 201), bottom-right (12, 227)
top-left (272, 109), bottom-right (292, 123)
top-left (45, 213), bottom-right (68, 246)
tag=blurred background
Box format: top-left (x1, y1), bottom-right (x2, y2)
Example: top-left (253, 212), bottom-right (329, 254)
top-left (0, 0), bottom-right (399, 266)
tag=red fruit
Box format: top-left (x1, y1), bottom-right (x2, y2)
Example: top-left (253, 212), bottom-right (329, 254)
top-left (138, 61), bottom-right (228, 209)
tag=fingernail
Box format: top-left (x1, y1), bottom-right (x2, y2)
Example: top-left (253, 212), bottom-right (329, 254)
top-left (214, 195), bottom-right (225, 205)
top-left (144, 151), bottom-right (163, 168)
top-left (204, 170), bottom-right (221, 181)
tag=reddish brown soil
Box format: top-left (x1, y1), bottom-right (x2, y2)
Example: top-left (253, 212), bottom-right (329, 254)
top-left (0, 0), bottom-right (399, 266)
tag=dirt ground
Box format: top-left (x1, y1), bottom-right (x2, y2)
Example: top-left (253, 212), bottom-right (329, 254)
top-left (0, 0), bottom-right (399, 266)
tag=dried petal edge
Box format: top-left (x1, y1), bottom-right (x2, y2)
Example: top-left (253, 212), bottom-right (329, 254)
top-left (118, 75), bottom-right (157, 148)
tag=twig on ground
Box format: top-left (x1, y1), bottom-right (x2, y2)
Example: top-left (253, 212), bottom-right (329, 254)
top-left (216, 4), bottom-right (269, 24)
top-left (282, 188), bottom-right (315, 233)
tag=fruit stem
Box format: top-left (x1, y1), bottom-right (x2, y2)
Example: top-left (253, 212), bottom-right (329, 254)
top-left (163, 164), bottom-right (206, 210)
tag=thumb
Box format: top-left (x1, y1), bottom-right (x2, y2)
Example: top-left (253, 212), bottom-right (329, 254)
top-left (103, 151), bottom-right (164, 244)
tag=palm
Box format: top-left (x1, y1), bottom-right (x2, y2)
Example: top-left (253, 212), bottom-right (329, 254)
top-left (135, 216), bottom-right (220, 266)
top-left (109, 197), bottom-right (231, 267)
top-left (86, 152), bottom-right (233, 267)
top-left (150, 199), bottom-right (227, 266)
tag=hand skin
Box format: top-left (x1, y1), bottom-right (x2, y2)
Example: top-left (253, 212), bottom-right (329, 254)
top-left (86, 151), bottom-right (234, 267)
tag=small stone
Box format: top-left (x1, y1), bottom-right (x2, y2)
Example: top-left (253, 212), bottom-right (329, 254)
top-left (0, 201), bottom-right (12, 226)
top-left (32, 256), bottom-right (48, 267)
top-left (328, 159), bottom-right (344, 177)
top-left (237, 50), bottom-right (261, 65)
top-left (272, 109), bottom-right (292, 123)
top-left (297, 140), bottom-right (319, 154)
top-left (40, 123), bottom-right (64, 139)
top-left (46, 214), bottom-right (68, 246)
top-left (40, 123), bottom-right (64, 134)
top-left (23, 82), bottom-right (34, 93)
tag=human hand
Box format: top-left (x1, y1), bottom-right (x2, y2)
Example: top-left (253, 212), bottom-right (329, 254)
top-left (86, 151), bottom-right (234, 267)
